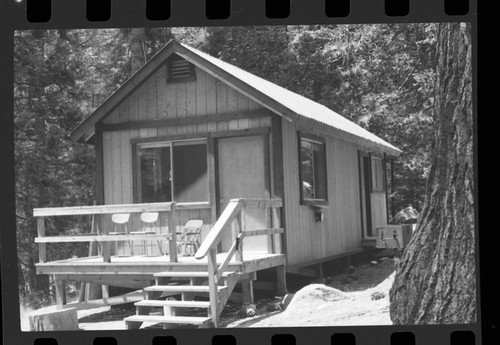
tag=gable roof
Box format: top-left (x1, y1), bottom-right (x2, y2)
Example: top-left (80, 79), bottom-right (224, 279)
top-left (70, 40), bottom-right (401, 156)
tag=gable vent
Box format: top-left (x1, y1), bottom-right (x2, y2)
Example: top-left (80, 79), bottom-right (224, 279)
top-left (167, 56), bottom-right (195, 83)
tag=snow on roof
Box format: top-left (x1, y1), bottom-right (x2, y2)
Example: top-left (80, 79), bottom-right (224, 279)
top-left (180, 42), bottom-right (401, 155)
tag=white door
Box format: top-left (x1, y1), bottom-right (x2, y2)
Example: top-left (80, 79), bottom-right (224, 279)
top-left (217, 135), bottom-right (270, 253)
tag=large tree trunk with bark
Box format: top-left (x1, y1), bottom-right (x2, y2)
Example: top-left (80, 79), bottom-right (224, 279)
top-left (129, 28), bottom-right (146, 74)
top-left (389, 23), bottom-right (475, 324)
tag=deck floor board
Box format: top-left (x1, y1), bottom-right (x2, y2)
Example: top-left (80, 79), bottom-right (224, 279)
top-left (36, 252), bottom-right (285, 276)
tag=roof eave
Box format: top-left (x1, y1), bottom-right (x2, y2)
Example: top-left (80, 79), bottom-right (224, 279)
top-left (69, 40), bottom-right (402, 157)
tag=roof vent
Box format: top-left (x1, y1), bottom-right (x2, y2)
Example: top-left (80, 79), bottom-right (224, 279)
top-left (167, 56), bottom-right (195, 83)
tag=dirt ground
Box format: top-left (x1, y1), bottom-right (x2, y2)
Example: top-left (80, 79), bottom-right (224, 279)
top-left (71, 250), bottom-right (396, 330)
top-left (227, 254), bottom-right (396, 327)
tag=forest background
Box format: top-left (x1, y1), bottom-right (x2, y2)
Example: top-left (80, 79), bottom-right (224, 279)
top-left (14, 24), bottom-right (437, 308)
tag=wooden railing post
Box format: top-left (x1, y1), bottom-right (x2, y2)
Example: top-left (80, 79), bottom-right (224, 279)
top-left (99, 215), bottom-right (111, 263)
top-left (37, 217), bottom-right (46, 263)
top-left (207, 248), bottom-right (219, 327)
top-left (235, 207), bottom-right (244, 262)
top-left (236, 204), bottom-right (245, 261)
top-left (271, 206), bottom-right (281, 254)
top-left (168, 202), bottom-right (177, 262)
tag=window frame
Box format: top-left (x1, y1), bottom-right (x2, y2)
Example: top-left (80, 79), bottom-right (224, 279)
top-left (132, 138), bottom-right (209, 203)
top-left (297, 132), bottom-right (329, 206)
top-left (370, 154), bottom-right (386, 193)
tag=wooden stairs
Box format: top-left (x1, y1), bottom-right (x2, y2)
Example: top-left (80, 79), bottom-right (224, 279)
top-left (124, 270), bottom-right (240, 329)
top-left (124, 198), bottom-right (285, 329)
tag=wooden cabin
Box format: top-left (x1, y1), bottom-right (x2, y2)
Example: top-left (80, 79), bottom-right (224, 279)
top-left (33, 40), bottom-right (401, 328)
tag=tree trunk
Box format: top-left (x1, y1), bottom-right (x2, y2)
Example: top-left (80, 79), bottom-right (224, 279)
top-left (129, 28), bottom-right (146, 74)
top-left (389, 23), bottom-right (475, 324)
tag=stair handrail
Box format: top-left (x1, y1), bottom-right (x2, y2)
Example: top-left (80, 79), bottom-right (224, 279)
top-left (194, 199), bottom-right (243, 259)
top-left (194, 198), bottom-right (282, 327)
top-left (195, 198), bottom-right (283, 260)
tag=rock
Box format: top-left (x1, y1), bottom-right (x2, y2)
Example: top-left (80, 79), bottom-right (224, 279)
top-left (370, 291), bottom-right (385, 300)
top-left (285, 284), bottom-right (350, 314)
top-left (237, 304), bottom-right (257, 318)
top-left (392, 206), bottom-right (419, 224)
top-left (29, 307), bottom-right (79, 331)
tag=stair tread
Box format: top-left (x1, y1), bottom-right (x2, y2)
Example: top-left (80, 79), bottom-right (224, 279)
top-left (154, 271), bottom-right (236, 278)
top-left (144, 285), bottom-right (227, 292)
top-left (135, 300), bottom-right (210, 308)
top-left (124, 314), bottom-right (211, 325)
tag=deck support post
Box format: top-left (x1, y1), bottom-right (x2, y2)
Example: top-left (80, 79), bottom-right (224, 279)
top-left (318, 262), bottom-right (324, 278)
top-left (276, 265), bottom-right (288, 295)
top-left (102, 284), bottom-right (110, 299)
top-left (345, 255), bottom-right (351, 271)
top-left (54, 277), bottom-right (66, 308)
top-left (241, 278), bottom-right (254, 304)
top-left (78, 282), bottom-right (86, 302)
top-left (85, 283), bottom-right (102, 301)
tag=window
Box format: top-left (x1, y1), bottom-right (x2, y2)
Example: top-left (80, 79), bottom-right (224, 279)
top-left (136, 139), bottom-right (208, 203)
top-left (138, 142), bottom-right (172, 202)
top-left (299, 134), bottom-right (327, 203)
top-left (167, 55), bottom-right (195, 83)
top-left (371, 156), bottom-right (386, 192)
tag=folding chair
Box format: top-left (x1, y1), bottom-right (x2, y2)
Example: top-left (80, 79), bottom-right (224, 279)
top-left (131, 212), bottom-right (163, 256)
top-left (177, 220), bottom-right (203, 256)
top-left (109, 213), bottom-right (132, 256)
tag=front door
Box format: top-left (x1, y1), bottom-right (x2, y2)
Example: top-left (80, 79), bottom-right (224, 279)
top-left (217, 135), bottom-right (270, 253)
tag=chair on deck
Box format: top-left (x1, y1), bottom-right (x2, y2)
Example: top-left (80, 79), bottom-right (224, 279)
top-left (109, 213), bottom-right (132, 256)
top-left (177, 220), bottom-right (203, 257)
top-left (131, 212), bottom-right (163, 256)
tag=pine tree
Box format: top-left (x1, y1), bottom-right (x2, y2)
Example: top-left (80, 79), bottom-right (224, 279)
top-left (389, 23), bottom-right (475, 324)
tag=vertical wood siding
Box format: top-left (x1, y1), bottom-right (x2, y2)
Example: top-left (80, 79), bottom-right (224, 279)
top-left (101, 64), bottom-right (268, 254)
top-left (98, 60), bottom-right (383, 264)
top-left (282, 120), bottom-right (366, 266)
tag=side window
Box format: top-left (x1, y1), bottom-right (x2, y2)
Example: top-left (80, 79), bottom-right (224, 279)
top-left (299, 134), bottom-right (327, 203)
top-left (371, 156), bottom-right (386, 192)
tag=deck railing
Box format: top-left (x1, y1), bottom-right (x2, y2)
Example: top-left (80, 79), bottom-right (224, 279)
top-left (34, 201), bottom-right (210, 263)
top-left (194, 198), bottom-right (283, 327)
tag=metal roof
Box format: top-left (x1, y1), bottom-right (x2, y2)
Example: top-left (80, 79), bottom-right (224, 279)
top-left (70, 40), bottom-right (401, 156)
top-left (179, 42), bottom-right (401, 156)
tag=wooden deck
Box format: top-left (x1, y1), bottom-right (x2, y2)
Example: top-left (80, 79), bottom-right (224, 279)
top-left (33, 198), bottom-right (287, 327)
top-left (36, 252), bottom-right (285, 277)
